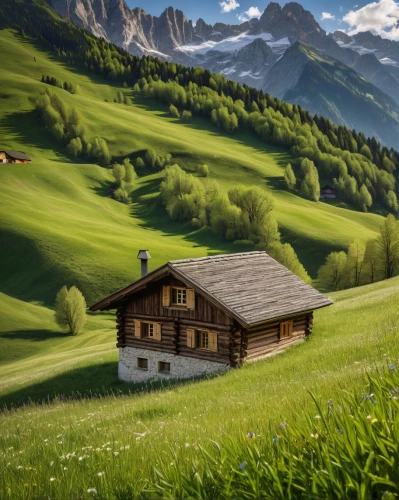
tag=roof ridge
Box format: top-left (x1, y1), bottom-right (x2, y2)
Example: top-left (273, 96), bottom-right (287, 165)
top-left (170, 251), bottom-right (266, 265)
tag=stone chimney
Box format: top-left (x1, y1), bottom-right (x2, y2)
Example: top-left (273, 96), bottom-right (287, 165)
top-left (137, 250), bottom-right (151, 277)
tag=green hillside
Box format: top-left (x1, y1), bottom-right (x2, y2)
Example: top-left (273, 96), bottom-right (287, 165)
top-left (0, 29), bottom-right (384, 310)
top-left (1, 16), bottom-right (399, 499)
top-left (1, 271), bottom-right (399, 497)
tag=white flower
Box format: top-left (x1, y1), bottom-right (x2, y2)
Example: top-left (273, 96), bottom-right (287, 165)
top-left (97, 472), bottom-right (104, 477)
top-left (314, 415), bottom-right (321, 419)
top-left (113, 452), bottom-right (119, 456)
top-left (50, 477), bottom-right (56, 482)
top-left (87, 488), bottom-right (97, 494)
top-left (63, 467), bottom-right (68, 470)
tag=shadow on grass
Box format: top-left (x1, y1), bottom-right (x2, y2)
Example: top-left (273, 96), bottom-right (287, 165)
top-left (0, 109), bottom-right (68, 161)
top-left (0, 361), bottom-right (222, 411)
top-left (0, 330), bottom-right (63, 341)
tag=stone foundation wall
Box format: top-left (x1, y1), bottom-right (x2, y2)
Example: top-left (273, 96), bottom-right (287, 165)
top-left (118, 347), bottom-right (230, 382)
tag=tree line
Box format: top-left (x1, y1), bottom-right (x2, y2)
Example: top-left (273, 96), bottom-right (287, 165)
top-left (144, 79), bottom-right (398, 213)
top-left (318, 215), bottom-right (399, 290)
top-left (160, 164), bottom-right (310, 282)
top-left (41, 74), bottom-right (77, 94)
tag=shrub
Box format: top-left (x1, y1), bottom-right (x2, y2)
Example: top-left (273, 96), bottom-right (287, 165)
top-left (181, 110), bottom-right (192, 120)
top-left (197, 164), bottom-right (209, 177)
top-left (112, 163), bottom-right (125, 187)
top-left (114, 188), bottom-right (129, 204)
top-left (169, 104), bottom-right (180, 118)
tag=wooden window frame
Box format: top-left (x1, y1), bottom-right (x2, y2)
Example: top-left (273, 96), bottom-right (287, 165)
top-left (187, 328), bottom-right (218, 352)
top-left (137, 357), bottom-right (148, 370)
top-left (171, 287), bottom-right (187, 306)
top-left (280, 321), bottom-right (293, 340)
top-left (134, 320), bottom-right (162, 341)
top-left (158, 361), bottom-right (171, 374)
top-left (196, 330), bottom-right (209, 350)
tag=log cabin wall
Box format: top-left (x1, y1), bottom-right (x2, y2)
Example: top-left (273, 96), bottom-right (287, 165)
top-left (120, 276), bottom-right (235, 365)
top-left (245, 312), bottom-right (313, 361)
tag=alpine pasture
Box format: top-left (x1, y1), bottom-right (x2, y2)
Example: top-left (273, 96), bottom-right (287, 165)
top-left (1, 28), bottom-right (399, 499)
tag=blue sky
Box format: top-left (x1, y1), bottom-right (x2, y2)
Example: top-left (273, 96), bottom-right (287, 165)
top-left (125, 1), bottom-right (399, 39)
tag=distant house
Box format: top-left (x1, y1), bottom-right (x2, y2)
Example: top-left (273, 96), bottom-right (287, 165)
top-left (0, 150), bottom-right (31, 164)
top-left (91, 251), bottom-right (332, 383)
top-left (320, 185), bottom-right (337, 200)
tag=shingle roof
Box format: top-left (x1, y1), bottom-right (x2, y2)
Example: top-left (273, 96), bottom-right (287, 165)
top-left (5, 150), bottom-right (31, 161)
top-left (90, 251), bottom-right (332, 326)
top-left (169, 252), bottom-right (332, 325)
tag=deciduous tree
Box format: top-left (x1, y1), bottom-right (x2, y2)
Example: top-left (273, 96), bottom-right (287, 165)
top-left (55, 286), bottom-right (87, 335)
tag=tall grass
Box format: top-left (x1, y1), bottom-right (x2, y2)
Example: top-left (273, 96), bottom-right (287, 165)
top-left (1, 278), bottom-right (399, 498)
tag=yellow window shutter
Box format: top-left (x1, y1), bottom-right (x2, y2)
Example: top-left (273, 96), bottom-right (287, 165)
top-left (134, 320), bottom-right (141, 338)
top-left (209, 332), bottom-right (218, 352)
top-left (187, 328), bottom-right (195, 348)
top-left (162, 286), bottom-right (171, 307)
top-left (187, 289), bottom-right (195, 309)
top-left (154, 323), bottom-right (162, 341)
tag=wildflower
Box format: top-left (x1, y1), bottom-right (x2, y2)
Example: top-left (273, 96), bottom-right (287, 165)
top-left (314, 415), bottom-right (321, 420)
top-left (50, 478), bottom-right (56, 482)
top-left (185, 443), bottom-right (190, 448)
top-left (246, 432), bottom-right (255, 439)
top-left (366, 415), bottom-right (372, 421)
top-left (310, 433), bottom-right (319, 439)
top-left (280, 423), bottom-right (288, 428)
top-left (389, 365), bottom-right (395, 371)
top-left (106, 447), bottom-right (111, 451)
top-left (273, 437), bottom-right (279, 443)
top-left (87, 488), bottom-right (97, 495)
top-left (63, 467), bottom-right (68, 471)
top-left (363, 393), bottom-right (376, 404)
top-left (97, 472), bottom-right (104, 477)
top-left (113, 452), bottom-right (119, 456)
top-left (337, 429), bottom-right (344, 434)
top-left (239, 462), bottom-right (247, 471)
top-left (371, 418), bottom-right (378, 424)
top-left (50, 461), bottom-right (54, 466)
top-left (16, 466), bottom-right (23, 470)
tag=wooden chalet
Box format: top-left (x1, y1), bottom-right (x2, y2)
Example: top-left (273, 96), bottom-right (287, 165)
top-left (90, 251), bottom-right (332, 382)
top-left (0, 150), bottom-right (31, 164)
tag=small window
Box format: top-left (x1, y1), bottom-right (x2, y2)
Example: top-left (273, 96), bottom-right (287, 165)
top-left (172, 287), bottom-right (187, 305)
top-left (158, 361), bottom-right (170, 373)
top-left (196, 330), bottom-right (209, 349)
top-left (142, 322), bottom-right (155, 339)
top-left (280, 321), bottom-right (293, 339)
top-left (137, 358), bottom-right (148, 370)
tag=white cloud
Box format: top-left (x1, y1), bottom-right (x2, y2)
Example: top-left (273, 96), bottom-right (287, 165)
top-left (236, 6), bottom-right (262, 22)
top-left (321, 12), bottom-right (335, 20)
top-left (343, 0), bottom-right (399, 40)
top-left (219, 0), bottom-right (240, 13)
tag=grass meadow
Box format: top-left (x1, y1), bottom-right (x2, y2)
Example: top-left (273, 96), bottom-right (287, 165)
top-left (1, 276), bottom-right (399, 498)
top-left (1, 29), bottom-right (399, 498)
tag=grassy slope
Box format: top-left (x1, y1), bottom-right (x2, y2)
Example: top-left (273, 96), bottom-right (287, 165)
top-left (1, 274), bottom-right (399, 497)
top-left (0, 29), bottom-right (383, 312)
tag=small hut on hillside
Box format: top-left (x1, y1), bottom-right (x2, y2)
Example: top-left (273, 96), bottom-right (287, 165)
top-left (0, 150), bottom-right (31, 164)
top-left (320, 185), bottom-right (337, 200)
top-left (91, 251), bottom-right (332, 382)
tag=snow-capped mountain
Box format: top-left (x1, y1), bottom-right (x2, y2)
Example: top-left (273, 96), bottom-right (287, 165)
top-left (48, 0), bottom-right (399, 146)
